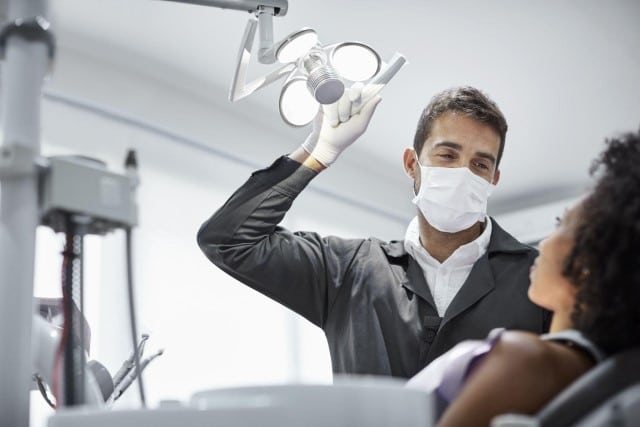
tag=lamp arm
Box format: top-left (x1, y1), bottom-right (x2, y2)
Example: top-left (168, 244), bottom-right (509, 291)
top-left (229, 16), bottom-right (295, 102)
top-left (158, 0), bottom-right (288, 16)
top-left (257, 8), bottom-right (276, 64)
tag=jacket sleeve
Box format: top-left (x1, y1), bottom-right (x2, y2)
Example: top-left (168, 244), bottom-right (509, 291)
top-left (197, 156), bottom-right (364, 328)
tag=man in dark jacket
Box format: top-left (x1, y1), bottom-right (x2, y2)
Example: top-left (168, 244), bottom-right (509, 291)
top-left (198, 85), bottom-right (550, 379)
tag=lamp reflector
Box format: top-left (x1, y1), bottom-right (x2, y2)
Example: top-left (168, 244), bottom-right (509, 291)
top-left (276, 29), bottom-right (319, 63)
top-left (302, 50), bottom-right (344, 105)
top-left (331, 42), bottom-right (381, 82)
top-left (279, 77), bottom-right (320, 127)
top-left (307, 67), bottom-right (344, 105)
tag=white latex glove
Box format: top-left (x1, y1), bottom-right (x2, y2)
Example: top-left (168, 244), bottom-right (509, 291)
top-left (302, 82), bottom-right (382, 167)
top-left (300, 108), bottom-right (323, 155)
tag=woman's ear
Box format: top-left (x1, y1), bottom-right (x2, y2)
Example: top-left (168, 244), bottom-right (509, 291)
top-left (403, 148), bottom-right (417, 179)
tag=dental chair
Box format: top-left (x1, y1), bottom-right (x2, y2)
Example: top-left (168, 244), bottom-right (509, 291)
top-left (492, 347), bottom-right (640, 426)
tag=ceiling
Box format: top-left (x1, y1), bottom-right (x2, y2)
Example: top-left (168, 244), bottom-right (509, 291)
top-left (44, 0), bottom-right (640, 214)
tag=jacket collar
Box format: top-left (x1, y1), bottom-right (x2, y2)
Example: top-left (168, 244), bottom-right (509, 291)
top-left (381, 218), bottom-right (533, 324)
top-left (402, 257), bottom-right (437, 312)
top-left (441, 254), bottom-right (494, 325)
top-left (380, 240), bottom-right (407, 259)
top-left (380, 217), bottom-right (532, 259)
top-left (379, 240), bottom-right (437, 311)
top-left (438, 218), bottom-right (535, 326)
top-left (486, 218), bottom-right (534, 255)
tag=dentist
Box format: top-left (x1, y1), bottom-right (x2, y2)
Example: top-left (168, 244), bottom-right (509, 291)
top-left (197, 85), bottom-right (550, 378)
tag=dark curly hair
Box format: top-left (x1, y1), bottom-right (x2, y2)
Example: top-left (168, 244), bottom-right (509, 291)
top-left (413, 86), bottom-right (508, 168)
top-left (564, 128), bottom-right (640, 356)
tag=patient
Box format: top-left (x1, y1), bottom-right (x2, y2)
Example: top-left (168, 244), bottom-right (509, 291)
top-left (407, 129), bottom-right (640, 427)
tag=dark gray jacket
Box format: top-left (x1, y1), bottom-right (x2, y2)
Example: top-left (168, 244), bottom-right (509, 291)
top-left (198, 156), bottom-right (550, 379)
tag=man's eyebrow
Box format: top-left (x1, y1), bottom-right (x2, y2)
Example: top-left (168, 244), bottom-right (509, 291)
top-left (433, 141), bottom-right (463, 150)
top-left (476, 151), bottom-right (496, 165)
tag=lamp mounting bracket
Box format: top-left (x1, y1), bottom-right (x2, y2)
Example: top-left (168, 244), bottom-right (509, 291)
top-left (159, 0), bottom-right (288, 17)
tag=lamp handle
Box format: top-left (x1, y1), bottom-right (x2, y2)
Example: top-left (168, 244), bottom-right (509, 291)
top-left (352, 52), bottom-right (407, 114)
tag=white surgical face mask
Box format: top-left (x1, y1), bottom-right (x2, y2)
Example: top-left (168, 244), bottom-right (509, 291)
top-left (412, 157), bottom-right (495, 233)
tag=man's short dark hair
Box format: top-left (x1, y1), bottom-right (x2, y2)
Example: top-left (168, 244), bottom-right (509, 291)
top-left (413, 86), bottom-right (508, 169)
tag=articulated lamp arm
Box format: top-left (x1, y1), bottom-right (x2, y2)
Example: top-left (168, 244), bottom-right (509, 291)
top-left (158, 0), bottom-right (287, 16)
top-left (229, 15), bottom-right (296, 102)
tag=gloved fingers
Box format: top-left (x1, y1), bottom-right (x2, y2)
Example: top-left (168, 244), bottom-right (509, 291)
top-left (311, 107), bottom-right (324, 131)
top-left (337, 92), bottom-right (352, 124)
top-left (301, 108), bottom-right (324, 153)
top-left (357, 94), bottom-right (382, 122)
top-left (323, 101), bottom-right (340, 127)
top-left (350, 83), bottom-right (383, 116)
top-left (348, 82), bottom-right (364, 102)
top-left (361, 83), bottom-right (383, 103)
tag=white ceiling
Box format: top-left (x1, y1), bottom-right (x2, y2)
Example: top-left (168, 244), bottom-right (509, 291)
top-left (48, 0), bottom-right (640, 214)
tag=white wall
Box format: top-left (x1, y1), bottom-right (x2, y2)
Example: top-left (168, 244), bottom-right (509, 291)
top-left (493, 196), bottom-right (586, 246)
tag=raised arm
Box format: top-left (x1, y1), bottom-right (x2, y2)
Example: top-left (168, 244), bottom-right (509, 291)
top-left (197, 89), bottom-right (382, 328)
top-left (197, 155), bottom-right (361, 327)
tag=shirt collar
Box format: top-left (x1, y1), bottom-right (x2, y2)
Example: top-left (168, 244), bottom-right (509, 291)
top-left (403, 216), bottom-right (492, 268)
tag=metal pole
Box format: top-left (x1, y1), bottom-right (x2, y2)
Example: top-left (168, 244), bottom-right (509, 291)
top-left (0, 0), bottom-right (49, 425)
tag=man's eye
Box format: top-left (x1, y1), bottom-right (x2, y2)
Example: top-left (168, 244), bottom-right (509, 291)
top-left (439, 153), bottom-right (455, 159)
top-left (473, 161), bottom-right (489, 170)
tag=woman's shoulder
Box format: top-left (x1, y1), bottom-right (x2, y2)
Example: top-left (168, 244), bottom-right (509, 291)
top-left (487, 330), bottom-right (594, 385)
top-left (437, 330), bottom-right (594, 427)
top-left (491, 330), bottom-right (554, 365)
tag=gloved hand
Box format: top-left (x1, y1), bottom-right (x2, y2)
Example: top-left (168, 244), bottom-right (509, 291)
top-left (301, 82), bottom-right (382, 167)
top-left (301, 108), bottom-right (324, 156)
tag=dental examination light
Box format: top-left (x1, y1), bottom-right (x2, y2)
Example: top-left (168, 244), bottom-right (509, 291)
top-left (227, 5), bottom-right (407, 127)
top-left (162, 1), bottom-right (406, 126)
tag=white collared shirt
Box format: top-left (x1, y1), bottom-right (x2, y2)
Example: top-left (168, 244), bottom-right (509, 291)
top-left (403, 216), bottom-right (492, 316)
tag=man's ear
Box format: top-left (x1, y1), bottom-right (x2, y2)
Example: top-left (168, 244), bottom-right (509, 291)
top-left (403, 148), bottom-right (417, 179)
top-left (492, 168), bottom-right (501, 185)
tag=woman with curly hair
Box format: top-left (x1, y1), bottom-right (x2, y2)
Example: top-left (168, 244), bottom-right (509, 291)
top-left (407, 129), bottom-right (640, 427)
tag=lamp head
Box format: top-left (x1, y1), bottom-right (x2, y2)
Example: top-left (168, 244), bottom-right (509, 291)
top-left (330, 42), bottom-right (381, 82)
top-left (276, 31), bottom-right (345, 105)
top-left (279, 76), bottom-right (319, 127)
top-left (276, 28), bottom-right (318, 63)
top-left (277, 41), bottom-right (385, 126)
top-left (229, 13), bottom-right (405, 128)
top-left (301, 49), bottom-right (344, 105)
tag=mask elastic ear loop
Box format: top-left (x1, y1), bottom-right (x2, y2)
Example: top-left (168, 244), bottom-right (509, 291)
top-left (410, 150), bottom-right (422, 195)
top-left (414, 151), bottom-right (425, 168)
top-left (406, 149), bottom-right (421, 179)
